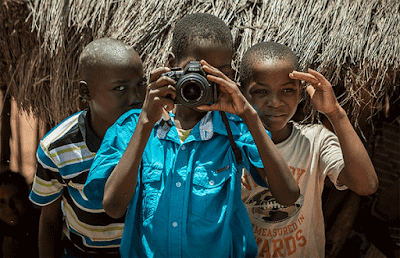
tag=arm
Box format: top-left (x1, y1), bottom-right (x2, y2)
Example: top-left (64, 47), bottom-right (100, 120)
top-left (38, 197), bottom-right (63, 258)
top-left (290, 69), bottom-right (378, 196)
top-left (102, 67), bottom-right (176, 218)
top-left (200, 60), bottom-right (300, 206)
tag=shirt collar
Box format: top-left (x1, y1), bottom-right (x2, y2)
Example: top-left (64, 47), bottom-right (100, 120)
top-left (155, 111), bottom-right (243, 141)
top-left (79, 109), bottom-right (102, 152)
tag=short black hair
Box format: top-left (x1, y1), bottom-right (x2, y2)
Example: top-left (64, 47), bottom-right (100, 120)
top-left (240, 41), bottom-right (299, 89)
top-left (79, 37), bottom-right (138, 81)
top-left (171, 13), bottom-right (233, 62)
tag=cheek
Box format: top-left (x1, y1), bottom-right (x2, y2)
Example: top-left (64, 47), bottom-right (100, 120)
top-left (247, 95), bottom-right (265, 110)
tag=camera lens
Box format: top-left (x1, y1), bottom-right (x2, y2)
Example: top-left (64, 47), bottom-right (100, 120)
top-left (182, 83), bottom-right (201, 101)
top-left (176, 74), bottom-right (208, 106)
top-left (174, 61), bottom-right (215, 108)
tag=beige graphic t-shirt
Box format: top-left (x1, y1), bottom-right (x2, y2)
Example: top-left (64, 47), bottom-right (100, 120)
top-left (241, 122), bottom-right (346, 258)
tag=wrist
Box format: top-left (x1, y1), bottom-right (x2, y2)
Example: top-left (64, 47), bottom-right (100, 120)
top-left (325, 105), bottom-right (347, 124)
top-left (239, 104), bottom-right (259, 125)
top-left (138, 111), bottom-right (157, 130)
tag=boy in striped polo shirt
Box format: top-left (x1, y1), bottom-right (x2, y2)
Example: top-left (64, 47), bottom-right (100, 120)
top-left (29, 37), bottom-right (145, 257)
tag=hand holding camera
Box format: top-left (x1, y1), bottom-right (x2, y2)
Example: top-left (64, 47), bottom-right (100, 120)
top-left (161, 60), bottom-right (218, 108)
top-left (198, 60), bottom-right (254, 119)
top-left (142, 67), bottom-right (176, 125)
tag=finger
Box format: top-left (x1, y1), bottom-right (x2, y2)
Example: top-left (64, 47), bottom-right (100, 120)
top-left (149, 67), bottom-right (171, 82)
top-left (201, 60), bottom-right (228, 79)
top-left (207, 74), bottom-right (237, 94)
top-left (289, 71), bottom-right (319, 85)
top-left (150, 84), bottom-right (176, 100)
top-left (163, 103), bottom-right (175, 113)
top-left (161, 109), bottom-right (171, 121)
top-left (307, 69), bottom-right (330, 86)
top-left (197, 103), bottom-right (220, 112)
top-left (148, 76), bottom-right (176, 91)
top-left (200, 60), bottom-right (213, 69)
top-left (305, 85), bottom-right (316, 97)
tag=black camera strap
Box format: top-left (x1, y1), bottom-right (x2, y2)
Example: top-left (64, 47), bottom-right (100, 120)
top-left (219, 111), bottom-right (243, 163)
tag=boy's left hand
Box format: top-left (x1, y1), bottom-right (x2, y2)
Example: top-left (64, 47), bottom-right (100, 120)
top-left (289, 69), bottom-right (341, 116)
top-left (198, 60), bottom-right (252, 117)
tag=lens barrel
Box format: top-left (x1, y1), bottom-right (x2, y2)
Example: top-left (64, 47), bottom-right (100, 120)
top-left (162, 61), bottom-right (216, 108)
top-left (175, 73), bottom-right (213, 107)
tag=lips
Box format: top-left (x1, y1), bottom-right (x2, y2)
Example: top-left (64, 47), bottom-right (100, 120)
top-left (264, 113), bottom-right (286, 117)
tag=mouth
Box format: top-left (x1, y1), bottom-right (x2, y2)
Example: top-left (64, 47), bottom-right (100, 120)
top-left (264, 113), bottom-right (286, 118)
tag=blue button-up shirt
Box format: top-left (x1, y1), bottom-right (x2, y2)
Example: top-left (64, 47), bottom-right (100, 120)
top-left (84, 109), bottom-right (268, 258)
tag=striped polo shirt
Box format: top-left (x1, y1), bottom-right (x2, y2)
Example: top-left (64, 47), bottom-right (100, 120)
top-left (29, 110), bottom-right (124, 254)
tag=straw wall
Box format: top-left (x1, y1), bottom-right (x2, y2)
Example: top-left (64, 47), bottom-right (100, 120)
top-left (1, 0), bottom-right (399, 130)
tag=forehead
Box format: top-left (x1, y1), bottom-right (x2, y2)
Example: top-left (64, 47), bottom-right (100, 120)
top-left (85, 51), bottom-right (143, 79)
top-left (250, 59), bottom-right (296, 79)
top-left (249, 59), bottom-right (299, 87)
top-left (100, 49), bottom-right (142, 70)
top-left (181, 43), bottom-right (232, 68)
top-left (82, 44), bottom-right (142, 71)
top-left (252, 58), bottom-right (295, 73)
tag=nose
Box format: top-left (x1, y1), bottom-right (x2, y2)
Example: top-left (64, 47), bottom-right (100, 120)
top-left (127, 86), bottom-right (143, 107)
top-left (266, 92), bottom-right (282, 108)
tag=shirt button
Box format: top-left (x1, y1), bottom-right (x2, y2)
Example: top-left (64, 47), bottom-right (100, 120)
top-left (209, 180), bottom-right (214, 186)
top-left (181, 145), bottom-right (186, 150)
top-left (172, 222), bottom-right (178, 227)
top-left (176, 182), bottom-right (181, 188)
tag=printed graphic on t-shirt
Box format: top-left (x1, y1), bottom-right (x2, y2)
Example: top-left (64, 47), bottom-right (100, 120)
top-left (244, 189), bottom-right (303, 223)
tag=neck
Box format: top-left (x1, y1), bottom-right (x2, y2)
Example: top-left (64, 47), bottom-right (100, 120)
top-left (269, 123), bottom-right (293, 144)
top-left (174, 105), bottom-right (206, 130)
top-left (88, 111), bottom-right (108, 139)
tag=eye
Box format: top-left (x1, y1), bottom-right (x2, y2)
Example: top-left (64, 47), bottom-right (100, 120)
top-left (282, 88), bottom-right (297, 94)
top-left (114, 85), bottom-right (127, 92)
top-left (283, 88), bottom-right (293, 93)
top-left (132, 100), bottom-right (143, 106)
top-left (253, 89), bottom-right (268, 94)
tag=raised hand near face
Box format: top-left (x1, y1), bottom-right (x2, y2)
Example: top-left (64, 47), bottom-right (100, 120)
top-left (198, 60), bottom-right (253, 118)
top-left (289, 68), bottom-right (341, 117)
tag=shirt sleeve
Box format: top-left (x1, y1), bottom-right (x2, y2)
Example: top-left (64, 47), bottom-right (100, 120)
top-left (83, 112), bottom-right (137, 208)
top-left (318, 127), bottom-right (347, 190)
top-left (29, 143), bottom-right (65, 206)
top-left (236, 130), bottom-right (271, 188)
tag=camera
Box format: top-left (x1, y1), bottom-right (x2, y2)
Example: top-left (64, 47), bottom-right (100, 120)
top-left (162, 61), bottom-right (218, 108)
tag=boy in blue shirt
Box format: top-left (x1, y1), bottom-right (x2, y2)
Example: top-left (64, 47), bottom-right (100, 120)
top-left (84, 14), bottom-right (299, 258)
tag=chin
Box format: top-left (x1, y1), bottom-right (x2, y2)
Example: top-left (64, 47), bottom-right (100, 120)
top-left (261, 118), bottom-right (288, 132)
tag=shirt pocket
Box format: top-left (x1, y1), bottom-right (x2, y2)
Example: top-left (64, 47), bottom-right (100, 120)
top-left (191, 164), bottom-right (233, 222)
top-left (141, 164), bottom-right (163, 223)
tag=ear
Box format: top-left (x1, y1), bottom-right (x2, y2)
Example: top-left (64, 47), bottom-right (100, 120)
top-left (79, 80), bottom-right (91, 101)
top-left (166, 52), bottom-right (176, 68)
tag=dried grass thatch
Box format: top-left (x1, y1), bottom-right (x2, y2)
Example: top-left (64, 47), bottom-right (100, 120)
top-left (1, 0), bottom-right (399, 130)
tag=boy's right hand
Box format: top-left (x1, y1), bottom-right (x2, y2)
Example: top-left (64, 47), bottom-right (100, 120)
top-left (141, 67), bottom-right (176, 125)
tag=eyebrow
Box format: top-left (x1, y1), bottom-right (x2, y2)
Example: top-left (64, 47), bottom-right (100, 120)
top-left (255, 81), bottom-right (296, 87)
top-left (111, 79), bottom-right (130, 84)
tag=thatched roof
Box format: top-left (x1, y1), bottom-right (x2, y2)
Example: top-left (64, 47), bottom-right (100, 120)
top-left (1, 0), bottom-right (399, 131)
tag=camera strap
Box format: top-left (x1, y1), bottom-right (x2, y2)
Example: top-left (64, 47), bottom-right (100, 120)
top-left (219, 111), bottom-right (243, 163)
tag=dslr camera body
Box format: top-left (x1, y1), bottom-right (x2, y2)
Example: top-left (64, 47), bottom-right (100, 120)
top-left (162, 61), bottom-right (218, 108)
